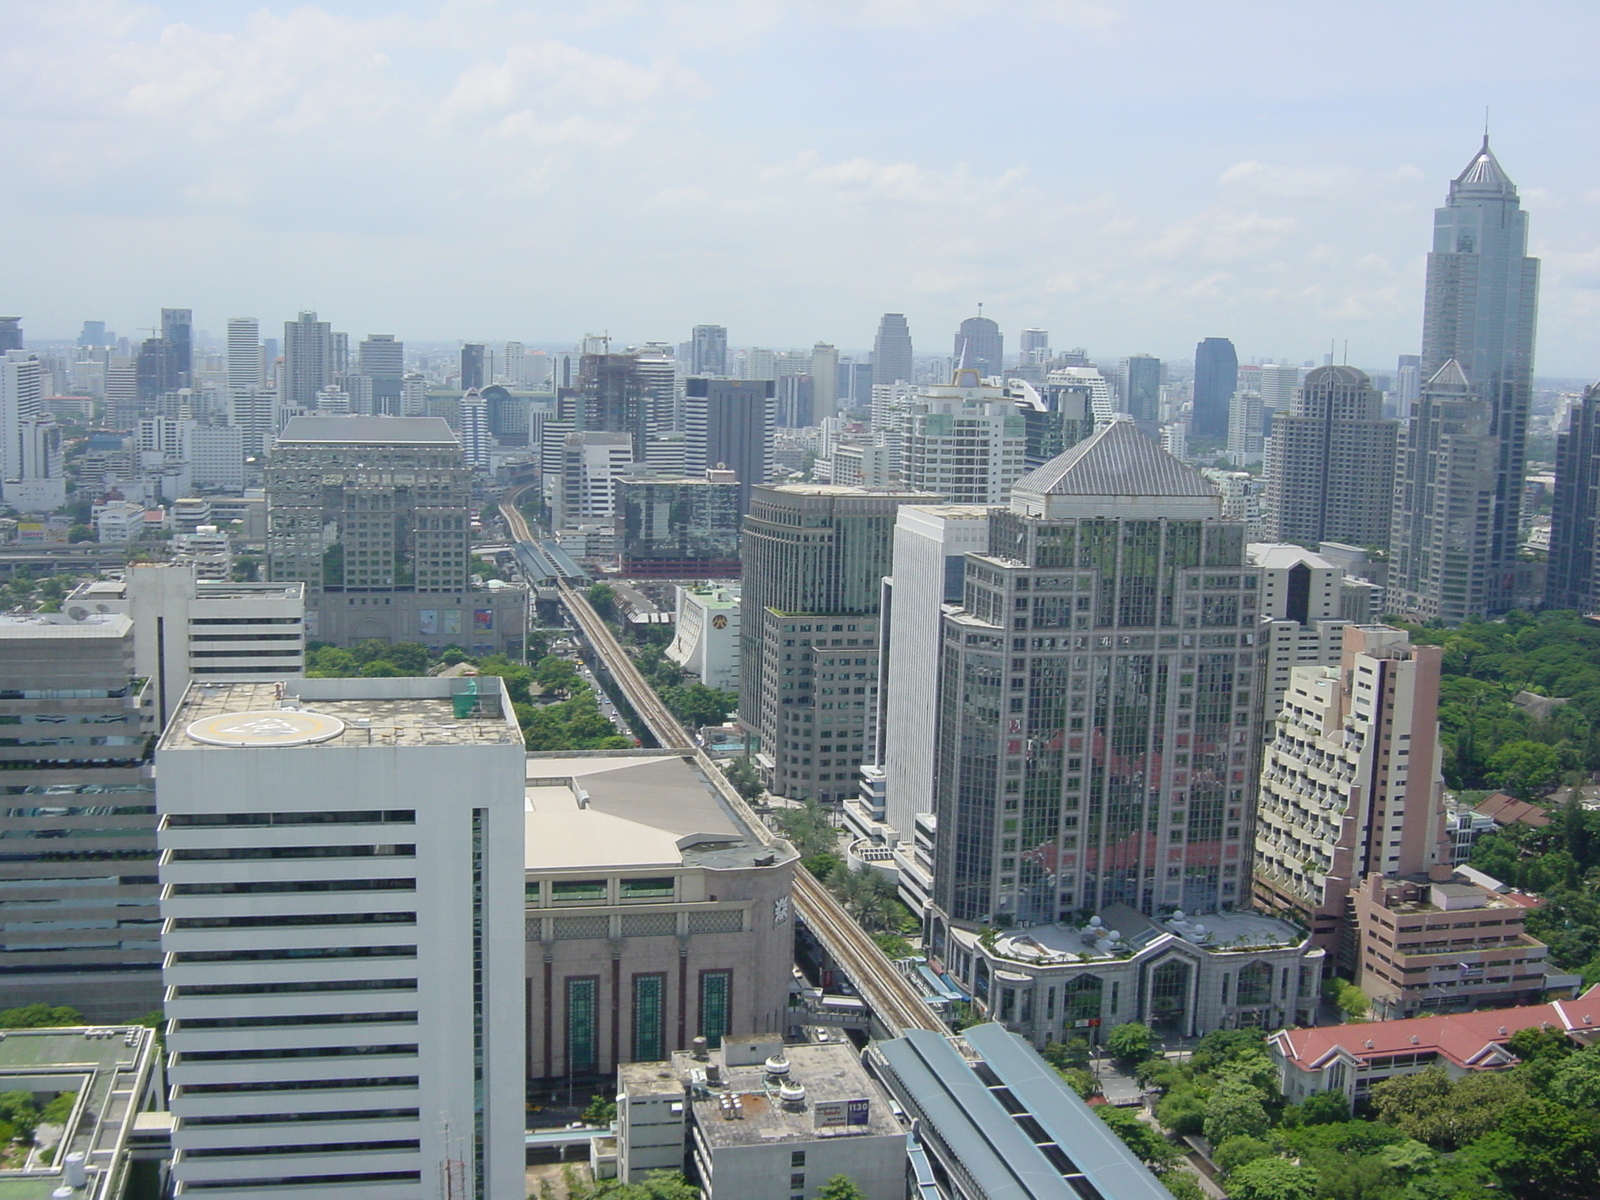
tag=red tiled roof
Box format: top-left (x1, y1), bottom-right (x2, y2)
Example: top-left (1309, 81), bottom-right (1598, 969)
top-left (1474, 792), bottom-right (1551, 827)
top-left (1273, 985), bottom-right (1600, 1072)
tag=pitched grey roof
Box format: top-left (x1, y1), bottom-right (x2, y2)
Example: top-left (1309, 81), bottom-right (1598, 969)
top-left (1426, 359), bottom-right (1472, 392)
top-left (1013, 418), bottom-right (1217, 499)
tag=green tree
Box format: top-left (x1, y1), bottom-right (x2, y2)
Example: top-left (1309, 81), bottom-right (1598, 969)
top-left (0, 1003), bottom-right (83, 1028)
top-left (533, 655), bottom-right (582, 695)
top-left (1213, 1134), bottom-right (1275, 1174)
top-left (1106, 1022), bottom-right (1154, 1065)
top-left (1155, 1091), bottom-right (1206, 1136)
top-left (1547, 1045), bottom-right (1600, 1110)
top-left (1096, 1104), bottom-right (1179, 1171)
top-left (1459, 1100), bottom-right (1600, 1199)
top-left (771, 800), bottom-right (837, 858)
top-left (816, 1176), bottom-right (867, 1200)
top-left (722, 757), bottom-right (762, 801)
top-left (1369, 1066), bottom-right (1528, 1150)
top-left (1288, 1089), bottom-right (1350, 1126)
top-left (1203, 1087), bottom-right (1271, 1145)
top-left (1042, 1037), bottom-right (1092, 1071)
top-left (1487, 739), bottom-right (1568, 804)
top-left (0, 1091), bottom-right (41, 1141)
top-left (1058, 1068), bottom-right (1096, 1099)
top-left (1507, 1025), bottom-right (1575, 1064)
top-left (67, 524), bottom-right (94, 543)
top-left (661, 683), bottom-right (736, 728)
top-left (40, 1091), bottom-right (76, 1126)
top-left (1224, 1157), bottom-right (1320, 1200)
top-left (581, 1093), bottom-right (618, 1127)
top-left (1158, 1172), bottom-right (1206, 1200)
top-left (586, 583), bottom-right (618, 620)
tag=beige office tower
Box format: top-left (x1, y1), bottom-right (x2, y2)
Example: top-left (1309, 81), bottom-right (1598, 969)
top-left (1253, 625), bottom-right (1451, 965)
top-left (740, 484), bottom-right (937, 804)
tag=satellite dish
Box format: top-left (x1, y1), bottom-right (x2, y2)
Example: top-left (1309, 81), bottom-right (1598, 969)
top-left (66, 606), bottom-right (88, 622)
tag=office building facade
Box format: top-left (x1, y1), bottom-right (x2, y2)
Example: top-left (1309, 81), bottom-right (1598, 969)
top-left (157, 677), bottom-right (527, 1199)
top-left (901, 368), bottom-right (1027, 505)
top-left (690, 324), bottom-right (728, 377)
top-left (740, 484), bottom-right (936, 804)
top-left (683, 377), bottom-right (776, 516)
top-left (1191, 337), bottom-right (1237, 441)
top-left (283, 311), bottom-right (334, 411)
top-left (1545, 382), bottom-right (1600, 611)
top-left (954, 315), bottom-right (1003, 378)
top-left (871, 313), bottom-right (914, 388)
top-left (0, 615), bottom-right (159, 1021)
top-left (618, 474), bottom-right (743, 578)
top-left (1263, 365), bottom-right (1398, 550)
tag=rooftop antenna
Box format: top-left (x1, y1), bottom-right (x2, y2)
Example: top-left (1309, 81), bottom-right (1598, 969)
top-left (1484, 105), bottom-right (1490, 144)
top-left (976, 301), bottom-right (984, 317)
top-left (1343, 339), bottom-right (1349, 366)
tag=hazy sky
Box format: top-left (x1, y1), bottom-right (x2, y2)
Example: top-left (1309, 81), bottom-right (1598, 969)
top-left (4, 1), bottom-right (1598, 375)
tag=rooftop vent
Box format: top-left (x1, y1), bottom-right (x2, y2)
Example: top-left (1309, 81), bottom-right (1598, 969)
top-left (779, 1082), bottom-right (807, 1110)
top-left (764, 1055), bottom-right (791, 1077)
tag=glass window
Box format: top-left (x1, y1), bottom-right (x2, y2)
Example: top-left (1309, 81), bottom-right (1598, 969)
top-left (699, 970), bottom-right (731, 1049)
top-left (566, 977), bottom-right (598, 1075)
top-left (619, 877), bottom-right (676, 900)
top-left (632, 974), bottom-right (666, 1062)
top-left (551, 880), bottom-right (608, 903)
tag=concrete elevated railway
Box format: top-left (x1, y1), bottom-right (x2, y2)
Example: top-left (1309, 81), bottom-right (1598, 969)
top-left (496, 492), bottom-right (946, 1039)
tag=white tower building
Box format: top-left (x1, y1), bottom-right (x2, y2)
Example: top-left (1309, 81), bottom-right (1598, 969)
top-left (157, 676), bottom-right (527, 1200)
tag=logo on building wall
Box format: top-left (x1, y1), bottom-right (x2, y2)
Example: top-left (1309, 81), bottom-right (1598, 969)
top-left (712, 615), bottom-right (728, 629)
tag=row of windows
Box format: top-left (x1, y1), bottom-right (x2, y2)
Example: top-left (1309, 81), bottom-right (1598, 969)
top-left (169, 877), bottom-right (413, 896)
top-left (177, 1011), bottom-right (416, 1031)
top-left (177, 1044), bottom-right (418, 1064)
top-left (171, 946), bottom-right (416, 964)
top-left (169, 845), bottom-right (414, 862)
top-left (166, 810), bottom-right (415, 829)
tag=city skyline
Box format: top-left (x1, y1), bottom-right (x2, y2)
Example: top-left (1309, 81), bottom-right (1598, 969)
top-left (3, 2), bottom-right (1599, 374)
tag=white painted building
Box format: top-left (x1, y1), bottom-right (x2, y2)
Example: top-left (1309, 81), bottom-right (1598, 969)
top-left (69, 563), bottom-right (305, 728)
top-left (156, 676), bottom-right (528, 1200)
top-left (667, 584), bottom-right (741, 690)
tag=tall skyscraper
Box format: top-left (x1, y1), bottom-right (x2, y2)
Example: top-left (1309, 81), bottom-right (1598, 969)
top-left (1192, 337), bottom-right (1237, 441)
top-left (226, 318), bottom-right (261, 394)
top-left (458, 387), bottom-right (491, 469)
top-left (1264, 365), bottom-right (1398, 550)
top-left (1395, 354), bottom-right (1422, 418)
top-left (811, 342), bottom-right (839, 421)
top-left (1253, 626), bottom-right (1449, 965)
top-left (78, 320), bottom-right (109, 348)
top-left (683, 378), bottom-right (776, 516)
top-left (161, 307), bottom-right (193, 388)
top-left (872, 313), bottom-right (914, 387)
top-left (1120, 354), bottom-right (1161, 436)
top-left (0, 317), bottom-right (22, 352)
top-left (1388, 361), bottom-right (1498, 623)
top-left (1545, 382), bottom-right (1600, 612)
top-left (461, 342), bottom-right (487, 391)
top-left (932, 418), bottom-right (1261, 923)
top-left (1412, 138), bottom-right (1540, 616)
top-left (572, 352), bottom-right (651, 452)
top-left (157, 676), bottom-right (527, 1199)
top-left (1020, 328), bottom-right (1050, 364)
top-left (690, 324), bottom-right (728, 376)
top-left (359, 333), bottom-right (406, 413)
top-left (953, 315), bottom-right (1003, 378)
top-left (740, 484), bottom-right (937, 805)
top-left (282, 310), bottom-right (334, 410)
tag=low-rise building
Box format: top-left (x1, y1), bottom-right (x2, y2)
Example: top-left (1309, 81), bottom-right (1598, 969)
top-left (867, 1022), bottom-right (1171, 1200)
top-left (1270, 984), bottom-right (1600, 1104)
top-left (93, 500), bottom-right (146, 544)
top-left (937, 903), bottom-right (1321, 1043)
top-left (618, 1038), bottom-right (905, 1200)
top-left (1351, 873), bottom-right (1555, 1018)
top-left (0, 1023), bottom-right (166, 1200)
top-left (524, 752), bottom-right (797, 1085)
top-left (667, 585), bottom-right (740, 690)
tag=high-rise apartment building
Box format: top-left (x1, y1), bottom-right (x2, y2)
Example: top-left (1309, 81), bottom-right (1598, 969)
top-left (157, 676), bottom-right (527, 1199)
top-left (954, 315), bottom-right (1003, 378)
top-left (1395, 354), bottom-right (1422, 418)
top-left (1388, 361), bottom-right (1498, 623)
top-left (1405, 138), bottom-right (1540, 617)
top-left (1253, 626), bottom-right (1449, 966)
top-left (1120, 354), bottom-right (1161, 437)
top-left (1192, 337), bottom-right (1238, 441)
top-left (1257, 363), bottom-right (1300, 419)
top-left (872, 313), bottom-right (914, 388)
top-left (1547, 383), bottom-right (1600, 611)
top-left (572, 353), bottom-right (651, 451)
top-left (282, 311), bottom-right (334, 410)
top-left (740, 484), bottom-right (936, 804)
top-left (690, 324), bottom-right (728, 376)
top-left (226, 317), bottom-right (261, 395)
top-left (0, 317), bottom-right (21, 351)
top-left (1264, 365), bottom-right (1398, 550)
top-left (1227, 389), bottom-right (1265, 465)
top-left (359, 334), bottom-right (405, 414)
top-left (458, 388), bottom-right (491, 470)
top-left (1, 348), bottom-right (45, 488)
top-left (1248, 543), bottom-right (1368, 728)
top-left (683, 378), bottom-right (776, 516)
top-left (901, 367), bottom-right (1027, 504)
top-left (0, 615), bottom-right (160, 1020)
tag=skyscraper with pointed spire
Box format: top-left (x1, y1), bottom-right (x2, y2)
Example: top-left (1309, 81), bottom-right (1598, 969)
top-left (1392, 138), bottom-right (1540, 619)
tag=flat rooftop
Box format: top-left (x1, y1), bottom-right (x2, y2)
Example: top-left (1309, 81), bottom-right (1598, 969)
top-left (277, 414), bottom-right (460, 445)
top-left (0, 1025), bottom-right (159, 1200)
top-left (989, 903), bottom-right (1302, 965)
top-left (524, 752), bottom-right (785, 872)
top-left (673, 1042), bottom-right (901, 1149)
top-left (0, 614), bottom-right (132, 639)
top-left (159, 678), bottom-right (521, 751)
